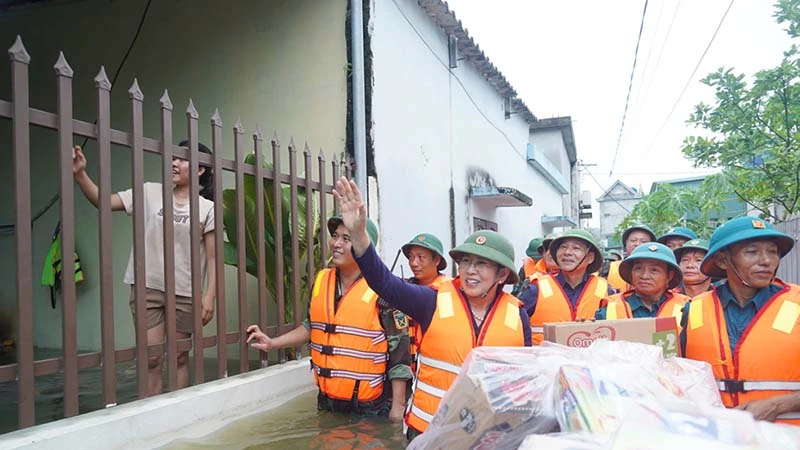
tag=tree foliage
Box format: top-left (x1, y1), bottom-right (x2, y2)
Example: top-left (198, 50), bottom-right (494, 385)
top-left (681, 1), bottom-right (800, 222)
top-left (221, 153), bottom-right (322, 343)
top-left (616, 183), bottom-right (726, 239)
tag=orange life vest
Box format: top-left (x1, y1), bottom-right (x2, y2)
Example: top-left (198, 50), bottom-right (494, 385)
top-left (604, 291), bottom-right (690, 322)
top-left (405, 279), bottom-right (526, 434)
top-left (308, 268), bottom-right (388, 404)
top-left (529, 274), bottom-right (609, 345)
top-left (409, 274), bottom-right (451, 374)
top-left (683, 285), bottom-right (800, 425)
top-left (527, 258), bottom-right (550, 281)
top-left (607, 260), bottom-right (631, 293)
top-left (522, 256), bottom-right (539, 279)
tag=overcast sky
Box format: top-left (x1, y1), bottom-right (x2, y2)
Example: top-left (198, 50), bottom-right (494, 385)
top-left (444, 0), bottom-right (795, 226)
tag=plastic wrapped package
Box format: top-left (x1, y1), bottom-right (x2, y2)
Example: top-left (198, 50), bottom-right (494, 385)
top-left (755, 421), bottom-right (800, 450)
top-left (406, 346), bottom-right (562, 450)
top-left (407, 341), bottom-right (723, 449)
top-left (518, 433), bottom-right (605, 450)
top-left (607, 398), bottom-right (800, 450)
top-left (553, 341), bottom-right (722, 434)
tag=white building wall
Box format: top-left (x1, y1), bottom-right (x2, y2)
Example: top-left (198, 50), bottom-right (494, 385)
top-left (370, 0), bottom-right (568, 274)
top-left (598, 199), bottom-right (641, 237)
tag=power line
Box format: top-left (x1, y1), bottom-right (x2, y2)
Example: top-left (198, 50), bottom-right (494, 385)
top-left (580, 162), bottom-right (632, 214)
top-left (390, 0), bottom-right (526, 160)
top-left (609, 0), bottom-right (650, 177)
top-left (638, 0), bottom-right (735, 165)
top-left (635, 0), bottom-right (683, 121)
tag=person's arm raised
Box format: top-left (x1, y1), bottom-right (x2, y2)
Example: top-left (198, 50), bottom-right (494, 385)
top-left (332, 177), bottom-right (370, 257)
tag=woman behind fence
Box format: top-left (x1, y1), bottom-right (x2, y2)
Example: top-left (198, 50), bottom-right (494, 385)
top-left (72, 141), bottom-right (216, 396)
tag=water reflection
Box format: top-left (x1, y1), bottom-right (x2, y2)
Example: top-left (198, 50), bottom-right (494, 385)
top-left (162, 391), bottom-right (407, 450)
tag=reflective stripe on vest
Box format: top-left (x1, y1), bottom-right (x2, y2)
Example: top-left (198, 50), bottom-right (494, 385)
top-left (409, 404), bottom-right (435, 424)
top-left (603, 292), bottom-right (635, 320)
top-left (308, 268), bottom-right (387, 403)
top-left (529, 274), bottom-right (607, 345)
top-left (307, 342), bottom-right (388, 364)
top-left (311, 362), bottom-right (385, 388)
top-left (684, 286), bottom-right (800, 425)
top-left (716, 380), bottom-right (800, 392)
top-left (308, 321), bottom-right (387, 346)
top-left (415, 379), bottom-right (447, 398)
top-left (418, 354), bottom-right (461, 374)
top-left (405, 280), bottom-right (525, 434)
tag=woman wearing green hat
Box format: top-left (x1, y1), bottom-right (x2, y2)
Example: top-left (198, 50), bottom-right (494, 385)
top-left (596, 242), bottom-right (690, 322)
top-left (332, 177), bottom-right (530, 440)
top-left (681, 216), bottom-right (800, 424)
top-left (673, 239), bottom-right (711, 297)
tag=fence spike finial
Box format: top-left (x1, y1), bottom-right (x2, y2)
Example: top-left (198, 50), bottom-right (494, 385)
top-left (8, 35), bottom-right (31, 64)
top-left (128, 78), bottom-right (144, 101)
top-left (318, 148), bottom-right (326, 162)
top-left (253, 126), bottom-right (263, 141)
top-left (233, 116), bottom-right (244, 134)
top-left (186, 98), bottom-right (199, 119)
top-left (54, 51), bottom-right (74, 77)
top-left (332, 153), bottom-right (339, 164)
top-left (211, 108), bottom-right (222, 127)
top-left (304, 141), bottom-right (311, 155)
top-left (94, 66), bottom-right (111, 91)
top-left (159, 89), bottom-right (173, 111)
top-left (288, 137), bottom-right (296, 149)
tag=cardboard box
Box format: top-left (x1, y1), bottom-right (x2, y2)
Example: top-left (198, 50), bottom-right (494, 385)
top-left (543, 317), bottom-right (679, 357)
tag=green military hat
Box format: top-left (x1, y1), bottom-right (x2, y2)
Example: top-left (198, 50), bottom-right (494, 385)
top-left (450, 230), bottom-right (518, 284)
top-left (619, 242), bottom-right (683, 289)
top-left (701, 216), bottom-right (795, 278)
top-left (402, 232), bottom-right (447, 271)
top-left (327, 215), bottom-right (379, 246)
top-left (658, 226), bottom-right (698, 244)
top-left (538, 231), bottom-right (562, 255)
top-left (604, 249), bottom-right (623, 261)
top-left (673, 238), bottom-right (710, 262)
top-left (550, 229), bottom-right (604, 274)
top-left (525, 237), bottom-right (544, 259)
top-left (622, 224), bottom-right (657, 247)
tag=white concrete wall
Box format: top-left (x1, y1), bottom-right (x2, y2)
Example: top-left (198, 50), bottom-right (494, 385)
top-left (370, 0), bottom-right (568, 272)
top-left (530, 128), bottom-right (571, 180)
top-left (598, 198), bottom-right (642, 237)
top-left (0, 358), bottom-right (315, 450)
top-left (0, 0), bottom-right (348, 350)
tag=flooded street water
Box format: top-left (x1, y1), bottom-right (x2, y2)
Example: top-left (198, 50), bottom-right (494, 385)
top-left (161, 391), bottom-right (408, 450)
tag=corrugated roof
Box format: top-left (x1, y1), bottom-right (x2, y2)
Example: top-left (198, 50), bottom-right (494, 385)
top-left (417, 0), bottom-right (537, 124)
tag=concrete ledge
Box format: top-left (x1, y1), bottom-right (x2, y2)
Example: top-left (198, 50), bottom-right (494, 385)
top-left (0, 358), bottom-right (315, 450)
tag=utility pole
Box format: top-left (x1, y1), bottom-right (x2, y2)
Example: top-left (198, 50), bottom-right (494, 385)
top-left (577, 161), bottom-right (597, 230)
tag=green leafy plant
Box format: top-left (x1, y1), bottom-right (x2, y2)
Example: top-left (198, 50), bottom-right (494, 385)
top-left (222, 153), bottom-right (322, 347)
top-left (681, 1), bottom-right (800, 222)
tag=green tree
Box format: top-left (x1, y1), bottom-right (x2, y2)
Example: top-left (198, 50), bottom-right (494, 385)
top-left (222, 152), bottom-right (322, 356)
top-left (681, 0), bottom-right (800, 222)
top-left (616, 183), bottom-right (722, 239)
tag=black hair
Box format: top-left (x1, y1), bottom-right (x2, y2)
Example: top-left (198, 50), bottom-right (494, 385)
top-left (177, 140), bottom-right (214, 201)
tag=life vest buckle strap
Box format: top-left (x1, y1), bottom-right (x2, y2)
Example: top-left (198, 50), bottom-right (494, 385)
top-left (320, 344), bottom-right (335, 356)
top-left (717, 379), bottom-right (800, 393)
top-left (316, 367), bottom-right (333, 378)
top-left (718, 379), bottom-right (746, 393)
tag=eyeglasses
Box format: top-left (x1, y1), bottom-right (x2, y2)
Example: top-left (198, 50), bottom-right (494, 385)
top-left (457, 257), bottom-right (497, 273)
